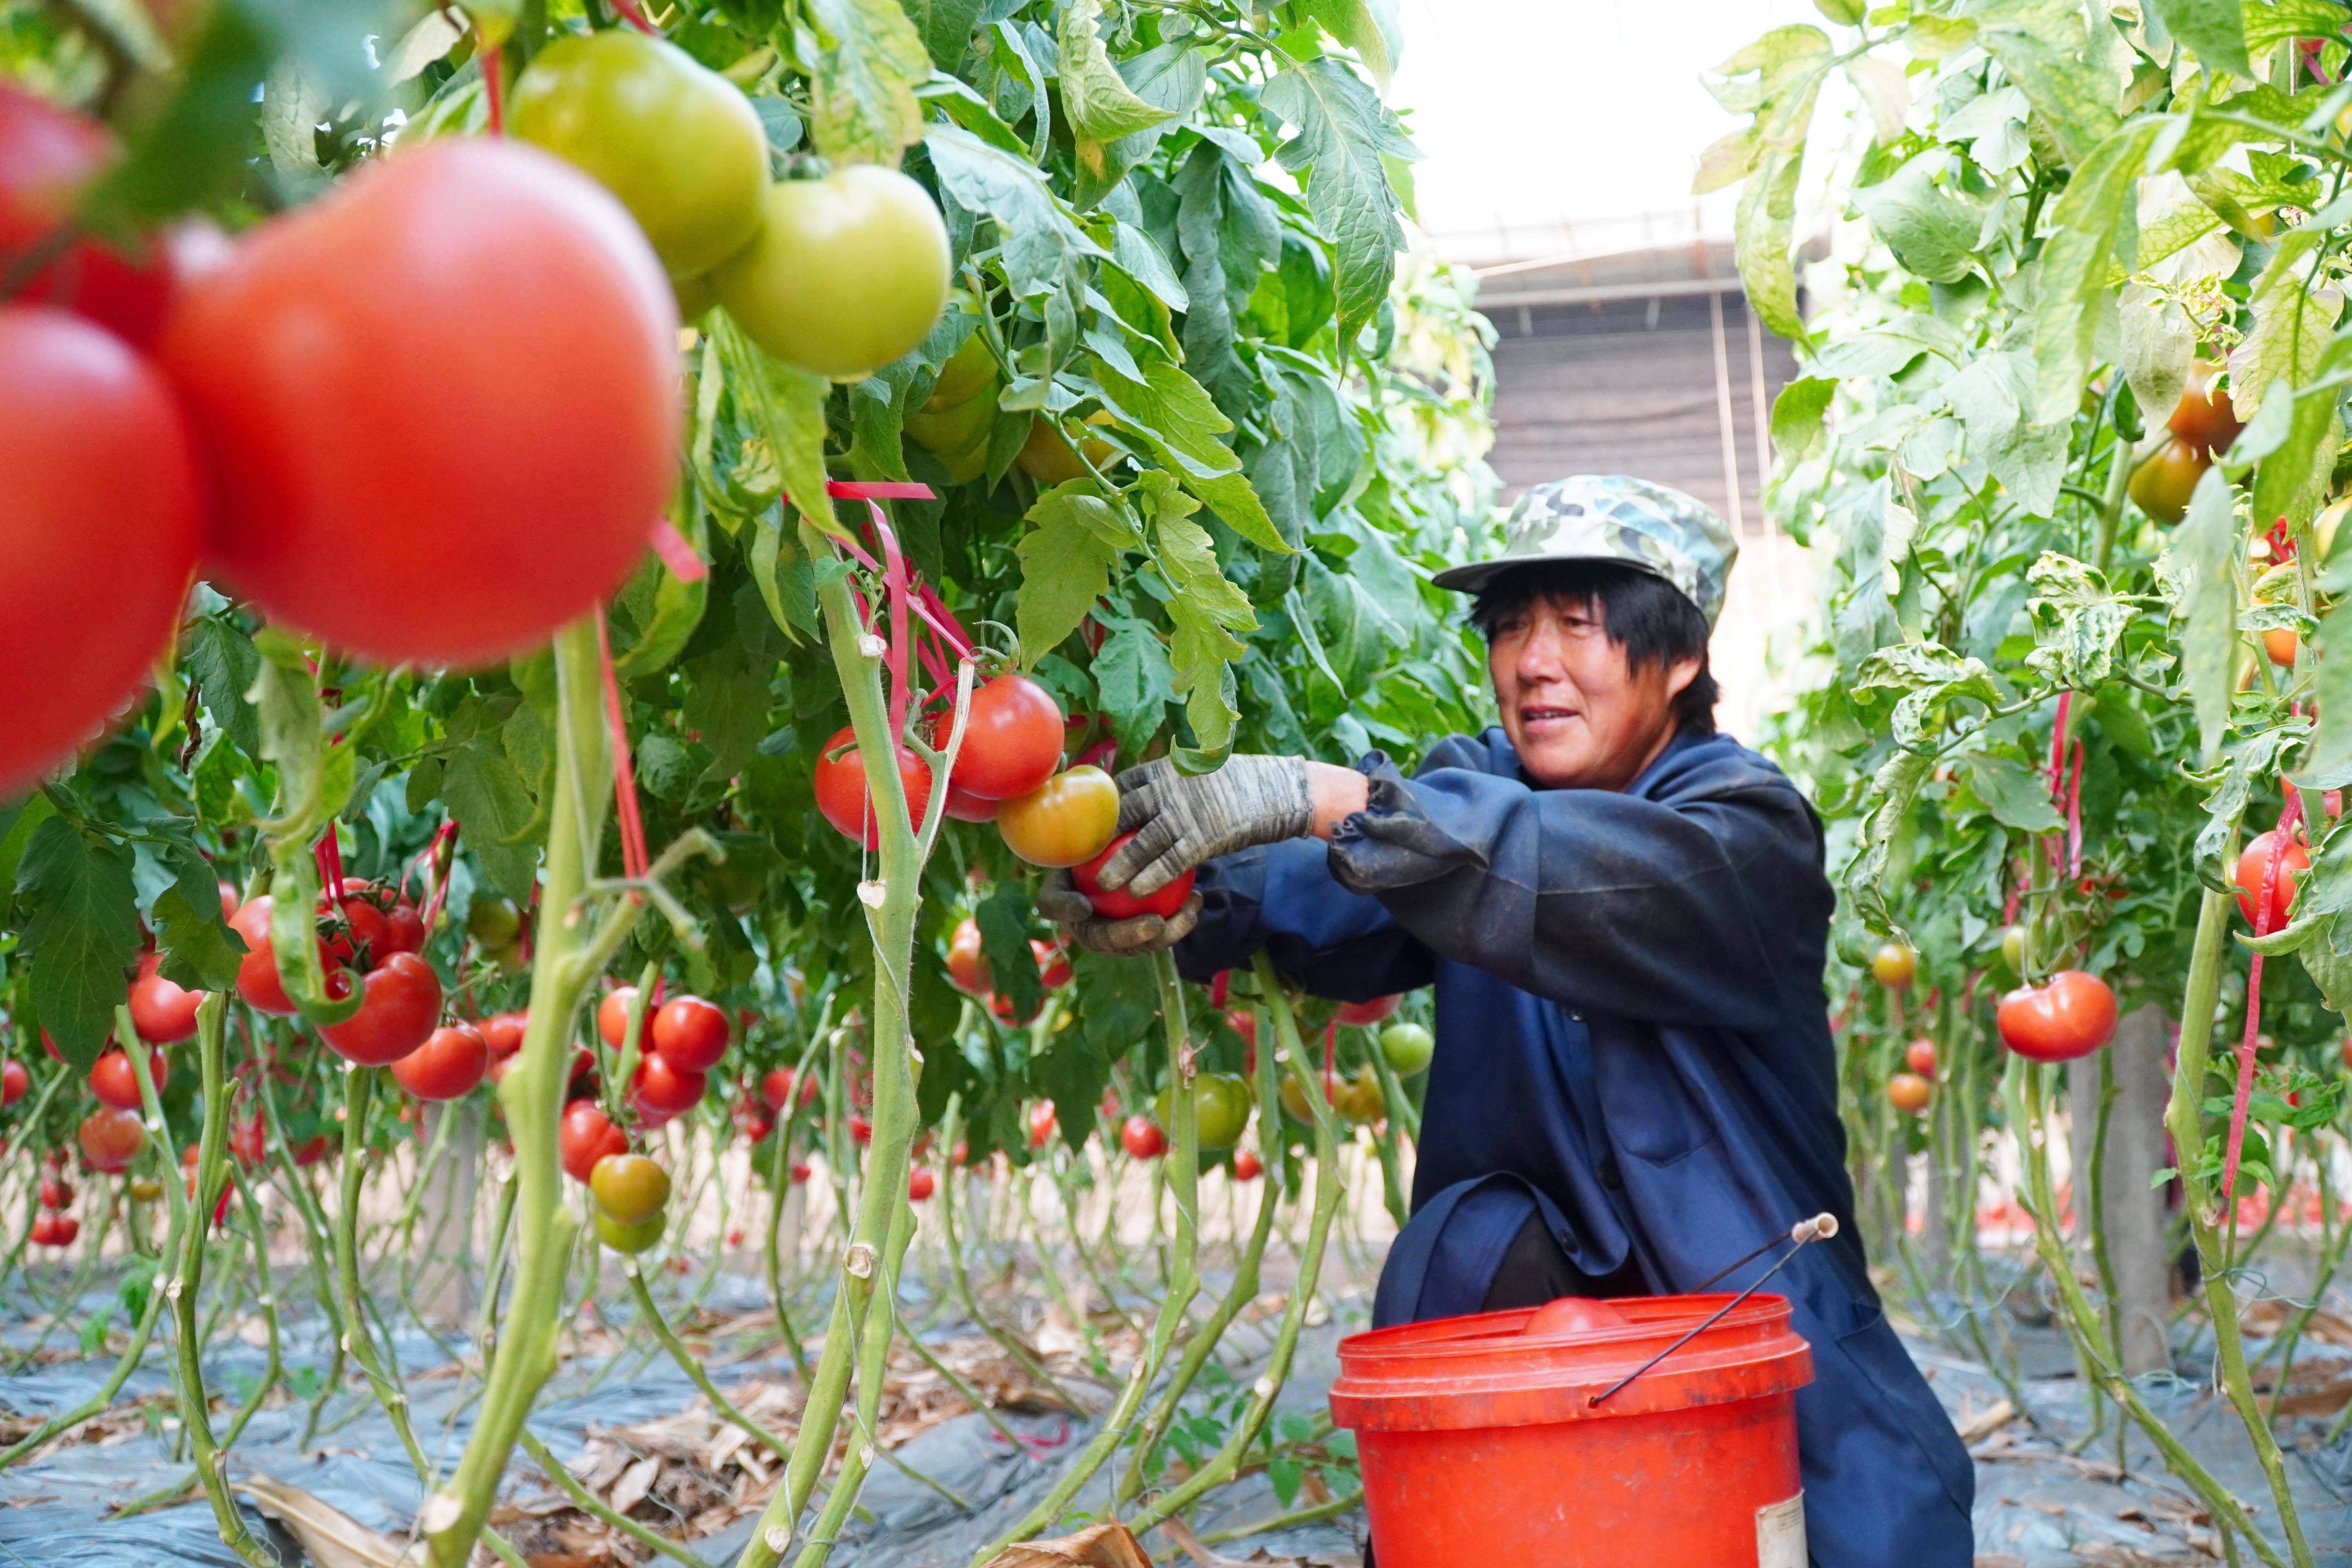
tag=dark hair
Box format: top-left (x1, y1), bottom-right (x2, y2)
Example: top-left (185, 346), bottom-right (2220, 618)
top-left (1468, 560), bottom-right (1719, 737)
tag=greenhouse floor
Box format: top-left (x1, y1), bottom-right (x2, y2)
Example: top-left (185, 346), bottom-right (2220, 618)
top-left (1, 1270), bottom-right (2348, 1565)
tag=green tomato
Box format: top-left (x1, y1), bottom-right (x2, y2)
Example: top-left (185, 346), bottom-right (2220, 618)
top-left (2000, 923), bottom-right (2027, 976)
top-left (904, 374), bottom-right (999, 455)
top-left (1379, 1022), bottom-right (1434, 1075)
top-left (595, 1208), bottom-right (665, 1254)
top-left (466, 895), bottom-right (521, 946)
top-left (510, 29), bottom-right (769, 279)
top-left (1160, 1072), bottom-right (1252, 1151)
top-left (671, 269), bottom-right (717, 324)
top-left (589, 1151), bottom-right (670, 1224)
top-left (926, 325), bottom-right (997, 410)
top-left (711, 167), bottom-right (952, 380)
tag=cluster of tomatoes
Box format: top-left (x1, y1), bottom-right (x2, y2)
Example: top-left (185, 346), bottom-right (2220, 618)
top-left (2127, 359), bottom-right (2243, 526)
top-left (820, 670), bottom-right (1195, 923)
top-left (30, 1153), bottom-right (77, 1249)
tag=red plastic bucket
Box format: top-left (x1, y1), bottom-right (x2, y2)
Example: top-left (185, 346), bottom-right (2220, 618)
top-left (1328, 1294), bottom-right (1813, 1567)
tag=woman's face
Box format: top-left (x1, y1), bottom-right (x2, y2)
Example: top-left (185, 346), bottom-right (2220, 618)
top-left (1485, 593), bottom-right (1699, 790)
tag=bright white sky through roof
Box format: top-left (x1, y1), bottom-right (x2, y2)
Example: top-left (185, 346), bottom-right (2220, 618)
top-left (1390, 0), bottom-right (1826, 249)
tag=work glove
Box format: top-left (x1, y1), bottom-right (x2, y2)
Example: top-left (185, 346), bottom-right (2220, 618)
top-left (1035, 872), bottom-right (1203, 955)
top-left (1034, 755), bottom-right (1315, 955)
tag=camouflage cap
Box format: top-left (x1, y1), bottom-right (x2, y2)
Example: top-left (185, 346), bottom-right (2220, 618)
top-left (1432, 475), bottom-right (1739, 628)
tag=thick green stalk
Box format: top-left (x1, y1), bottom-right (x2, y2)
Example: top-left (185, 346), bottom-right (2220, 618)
top-left (1129, 959), bottom-right (1344, 1534)
top-left (425, 617), bottom-right (612, 1567)
top-left (331, 1065), bottom-right (434, 1481)
top-left (738, 525), bottom-right (967, 1568)
top-left (144, 994), bottom-right (270, 1566)
top-left (2008, 1058), bottom-right (2280, 1562)
top-left (2162, 878), bottom-right (2316, 1568)
top-left (967, 951), bottom-right (1202, 1562)
top-left (1118, 1013), bottom-right (1283, 1506)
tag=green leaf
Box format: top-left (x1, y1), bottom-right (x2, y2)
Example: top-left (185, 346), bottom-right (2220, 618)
top-left (799, 0), bottom-right (931, 167)
top-left (16, 817), bottom-right (140, 1070)
top-left (1851, 151), bottom-right (1985, 284)
top-left (1156, 504), bottom-right (1253, 757)
top-left (906, 0), bottom-right (984, 69)
top-left (1769, 376), bottom-right (1836, 472)
top-left (442, 715), bottom-right (540, 903)
top-left (976, 880), bottom-right (1042, 1024)
top-left (925, 124), bottom-right (1109, 300)
top-left (1260, 57), bottom-right (1418, 334)
top-left (1303, 0), bottom-right (1397, 90)
top-left (2299, 603), bottom-right (2352, 788)
top-left (2251, 337), bottom-right (2352, 545)
top-left (2031, 120), bottom-right (2163, 426)
top-left (0, 795), bottom-right (56, 931)
top-left (152, 885), bottom-right (245, 993)
top-left (1712, 25), bottom-right (1831, 343)
top-left (1969, 0), bottom-right (2122, 165)
top-left (2240, 0), bottom-right (2345, 57)
top-left (2174, 466), bottom-right (2241, 768)
top-left (2150, 0), bottom-right (2251, 73)
top-left (1961, 754), bottom-right (2067, 833)
top-left (1846, 748), bottom-right (1934, 933)
top-left (1093, 619), bottom-right (1179, 757)
top-left (1059, 0), bottom-right (1175, 184)
top-left (185, 617), bottom-right (263, 764)
top-left (1941, 352), bottom-right (2069, 516)
top-left (713, 317), bottom-right (834, 539)
top-left (2230, 230), bottom-right (2341, 423)
top-left (1017, 490), bottom-right (1122, 664)
top-left (1085, 354), bottom-right (1283, 557)
top-left (1813, 0), bottom-right (1864, 21)
top-left (1074, 943), bottom-right (1159, 1056)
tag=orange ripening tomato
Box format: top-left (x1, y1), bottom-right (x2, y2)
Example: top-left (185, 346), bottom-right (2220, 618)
top-left (996, 767), bottom-right (1118, 867)
top-left (159, 138), bottom-right (680, 667)
top-left (1886, 1072), bottom-right (1932, 1114)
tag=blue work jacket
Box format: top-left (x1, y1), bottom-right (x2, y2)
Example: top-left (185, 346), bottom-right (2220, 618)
top-left (1175, 727), bottom-right (1974, 1568)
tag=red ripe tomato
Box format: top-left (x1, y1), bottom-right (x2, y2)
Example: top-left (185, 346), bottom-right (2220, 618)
top-left (0, 88), bottom-right (181, 347)
top-left (1073, 832), bottom-right (1194, 920)
top-left (0, 1060), bottom-right (27, 1107)
top-left (78, 1106), bottom-right (142, 1172)
top-left (735, 1102), bottom-right (774, 1143)
top-left (318, 952), bottom-right (443, 1067)
top-left (560, 1101), bottom-right (630, 1183)
top-left (630, 1053), bottom-right (707, 1123)
top-left (36, 1214), bottom-right (78, 1247)
top-left (1120, 1115), bottom-right (1167, 1160)
top-left (89, 1047), bottom-right (167, 1110)
top-left (650, 995), bottom-right (729, 1072)
top-left (0, 307), bottom-right (201, 792)
top-left (598, 986), bottom-right (639, 1049)
top-left (946, 675), bottom-right (1064, 800)
top-left (944, 786), bottom-right (1000, 823)
top-left (392, 1023), bottom-right (490, 1101)
top-left (908, 1167), bottom-right (936, 1201)
top-left (2169, 359), bottom-right (2242, 458)
top-left (1335, 995), bottom-right (1402, 1028)
top-left (849, 1114), bottom-right (873, 1145)
top-left (478, 1011), bottom-right (528, 1060)
top-left (1028, 1102), bottom-right (1056, 1149)
top-left (946, 918), bottom-right (987, 996)
top-left (230, 898), bottom-right (296, 1014)
top-left (1231, 1150), bottom-right (1263, 1182)
top-left (384, 900), bottom-right (426, 955)
top-left (38, 1177), bottom-right (70, 1210)
top-left (814, 726), bottom-right (934, 848)
top-left (1904, 1039), bottom-right (1936, 1077)
top-left (128, 952), bottom-right (203, 1044)
top-left (229, 1115), bottom-right (266, 1167)
top-left (1997, 971), bottom-right (2119, 1062)
top-left (290, 1134), bottom-right (332, 1167)
top-left (2234, 830), bottom-right (2312, 931)
top-left (763, 1065), bottom-right (820, 1112)
top-left (1033, 940), bottom-right (1072, 990)
top-left (1224, 1009), bottom-right (1258, 1048)
top-left (158, 138), bottom-right (679, 668)
top-left (791, 1160), bottom-right (813, 1185)
top-left (323, 892), bottom-right (392, 970)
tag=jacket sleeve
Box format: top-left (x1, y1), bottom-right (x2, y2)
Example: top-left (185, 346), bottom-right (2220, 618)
top-left (1173, 837), bottom-right (1436, 1003)
top-left (1327, 750), bottom-right (1821, 1030)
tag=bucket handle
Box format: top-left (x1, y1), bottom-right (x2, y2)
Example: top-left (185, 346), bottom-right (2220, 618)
top-left (1586, 1212), bottom-right (1837, 1409)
